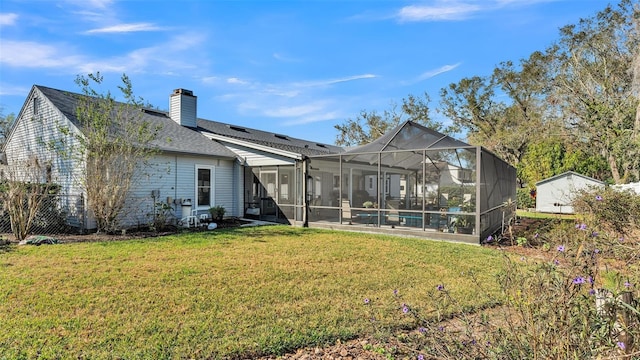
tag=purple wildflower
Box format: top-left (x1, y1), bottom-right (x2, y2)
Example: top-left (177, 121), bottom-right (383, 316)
top-left (594, 248), bottom-right (600, 254)
top-left (578, 223), bottom-right (587, 230)
top-left (617, 341), bottom-right (626, 350)
top-left (619, 237), bottom-right (625, 242)
top-left (364, 298), bottom-right (370, 304)
top-left (573, 276), bottom-right (586, 285)
top-left (438, 326), bottom-right (444, 332)
top-left (534, 233), bottom-right (539, 238)
top-left (553, 259), bottom-right (560, 266)
top-left (486, 235), bottom-right (494, 243)
top-left (595, 195), bottom-right (603, 201)
top-left (589, 289), bottom-right (596, 295)
top-left (557, 245), bottom-right (565, 252)
top-left (587, 276), bottom-right (594, 284)
top-left (436, 284), bottom-right (444, 291)
top-left (418, 355), bottom-right (425, 360)
top-left (419, 327), bottom-right (427, 333)
top-left (393, 289), bottom-right (398, 296)
top-left (591, 231), bottom-right (598, 237)
top-left (624, 281), bottom-right (632, 288)
top-left (402, 306), bottom-right (409, 314)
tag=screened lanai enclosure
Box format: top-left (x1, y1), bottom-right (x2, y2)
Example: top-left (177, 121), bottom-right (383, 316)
top-left (304, 122), bottom-right (515, 244)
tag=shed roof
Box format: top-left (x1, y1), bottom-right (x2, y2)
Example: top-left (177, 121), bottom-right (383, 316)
top-left (535, 171), bottom-right (605, 186)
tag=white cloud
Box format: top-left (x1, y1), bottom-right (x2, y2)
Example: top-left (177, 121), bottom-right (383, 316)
top-left (282, 110), bottom-right (344, 126)
top-left (416, 63), bottom-right (461, 81)
top-left (0, 41), bottom-right (85, 69)
top-left (273, 52), bottom-right (301, 62)
top-left (0, 13), bottom-right (18, 26)
top-left (262, 103), bottom-right (327, 118)
top-left (294, 74), bottom-right (377, 88)
top-left (0, 83), bottom-right (30, 97)
top-left (86, 22), bottom-right (164, 34)
top-left (393, 0), bottom-right (556, 23)
top-left (397, 4), bottom-right (481, 22)
top-left (64, 0), bottom-right (113, 10)
top-left (205, 73), bottom-right (376, 126)
top-left (0, 31), bottom-right (206, 76)
top-left (227, 77), bottom-right (249, 85)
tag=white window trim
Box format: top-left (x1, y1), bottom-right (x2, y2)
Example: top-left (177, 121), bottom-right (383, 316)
top-left (195, 165), bottom-right (215, 210)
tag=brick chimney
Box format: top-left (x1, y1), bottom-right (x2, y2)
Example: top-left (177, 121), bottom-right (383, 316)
top-left (169, 88), bottom-right (197, 128)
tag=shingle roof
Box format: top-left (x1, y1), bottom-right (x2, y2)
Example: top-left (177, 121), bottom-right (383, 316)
top-left (535, 171), bottom-right (605, 186)
top-left (35, 85), bottom-right (238, 158)
top-left (196, 119), bottom-right (344, 157)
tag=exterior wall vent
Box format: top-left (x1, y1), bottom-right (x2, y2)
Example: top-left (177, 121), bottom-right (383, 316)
top-left (169, 88), bottom-right (197, 128)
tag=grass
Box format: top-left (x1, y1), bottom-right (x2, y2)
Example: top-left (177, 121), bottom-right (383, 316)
top-left (0, 226), bottom-right (504, 359)
top-left (517, 209), bottom-right (576, 220)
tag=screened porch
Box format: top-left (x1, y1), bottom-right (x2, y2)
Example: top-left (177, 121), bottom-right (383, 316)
top-left (305, 121), bottom-right (516, 244)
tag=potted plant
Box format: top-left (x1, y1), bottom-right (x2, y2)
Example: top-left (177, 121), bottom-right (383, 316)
top-left (454, 215), bottom-right (474, 234)
top-left (454, 202), bottom-right (475, 234)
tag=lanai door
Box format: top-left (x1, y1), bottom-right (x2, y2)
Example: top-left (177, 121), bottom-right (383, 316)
top-left (260, 170), bottom-right (277, 216)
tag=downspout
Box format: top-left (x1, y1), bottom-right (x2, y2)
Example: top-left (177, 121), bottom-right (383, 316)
top-left (475, 147), bottom-right (482, 242)
top-left (302, 155), bottom-right (310, 227)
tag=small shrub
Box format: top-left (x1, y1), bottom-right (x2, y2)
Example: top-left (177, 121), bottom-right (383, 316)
top-left (208, 205), bottom-right (226, 221)
top-left (572, 187), bottom-right (640, 234)
top-left (516, 187), bottom-right (535, 209)
top-left (365, 211), bottom-right (640, 359)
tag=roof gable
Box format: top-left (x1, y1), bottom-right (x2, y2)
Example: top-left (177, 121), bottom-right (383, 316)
top-left (341, 121), bottom-right (470, 154)
top-left (536, 171), bottom-right (605, 186)
top-left (33, 85), bottom-right (237, 158)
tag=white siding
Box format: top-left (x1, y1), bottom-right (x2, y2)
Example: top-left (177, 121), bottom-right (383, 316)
top-left (3, 87), bottom-right (84, 196)
top-left (536, 173), bottom-right (604, 214)
top-left (117, 154), bottom-right (238, 227)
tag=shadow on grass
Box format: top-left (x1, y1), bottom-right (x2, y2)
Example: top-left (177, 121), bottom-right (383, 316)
top-left (0, 243), bottom-right (16, 254)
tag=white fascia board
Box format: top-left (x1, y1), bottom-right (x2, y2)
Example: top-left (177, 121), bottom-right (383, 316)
top-left (200, 132), bottom-right (303, 160)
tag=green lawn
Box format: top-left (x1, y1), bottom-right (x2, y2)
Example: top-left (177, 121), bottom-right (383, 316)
top-left (517, 209), bottom-right (576, 220)
top-left (0, 226), bottom-right (504, 359)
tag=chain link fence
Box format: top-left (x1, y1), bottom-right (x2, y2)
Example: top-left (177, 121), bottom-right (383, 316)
top-left (0, 194), bottom-right (86, 236)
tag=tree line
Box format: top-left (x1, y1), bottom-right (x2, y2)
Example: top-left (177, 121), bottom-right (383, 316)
top-left (335, 0), bottom-right (640, 187)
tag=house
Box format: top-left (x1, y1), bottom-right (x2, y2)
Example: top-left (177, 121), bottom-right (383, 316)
top-left (2, 85), bottom-right (516, 244)
top-left (535, 171), bottom-right (605, 214)
top-left (1, 85), bottom-right (341, 230)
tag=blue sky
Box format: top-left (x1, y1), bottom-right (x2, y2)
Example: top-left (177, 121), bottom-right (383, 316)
top-left (0, 0), bottom-right (610, 145)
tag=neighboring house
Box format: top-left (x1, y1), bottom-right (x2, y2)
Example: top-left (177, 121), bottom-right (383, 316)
top-left (535, 171), bottom-right (605, 214)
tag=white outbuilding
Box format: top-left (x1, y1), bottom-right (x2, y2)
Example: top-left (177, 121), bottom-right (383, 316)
top-left (535, 171), bottom-right (605, 214)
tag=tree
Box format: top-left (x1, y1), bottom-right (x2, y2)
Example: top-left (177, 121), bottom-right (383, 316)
top-left (0, 109), bottom-right (16, 148)
top-left (548, 0), bottom-right (640, 184)
top-left (0, 157), bottom-right (55, 241)
top-left (334, 93), bottom-right (447, 146)
top-left (57, 73), bottom-right (161, 233)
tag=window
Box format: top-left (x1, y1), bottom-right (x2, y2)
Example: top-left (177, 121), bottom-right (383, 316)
top-left (33, 97), bottom-right (39, 115)
top-left (196, 166), bottom-right (214, 207)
